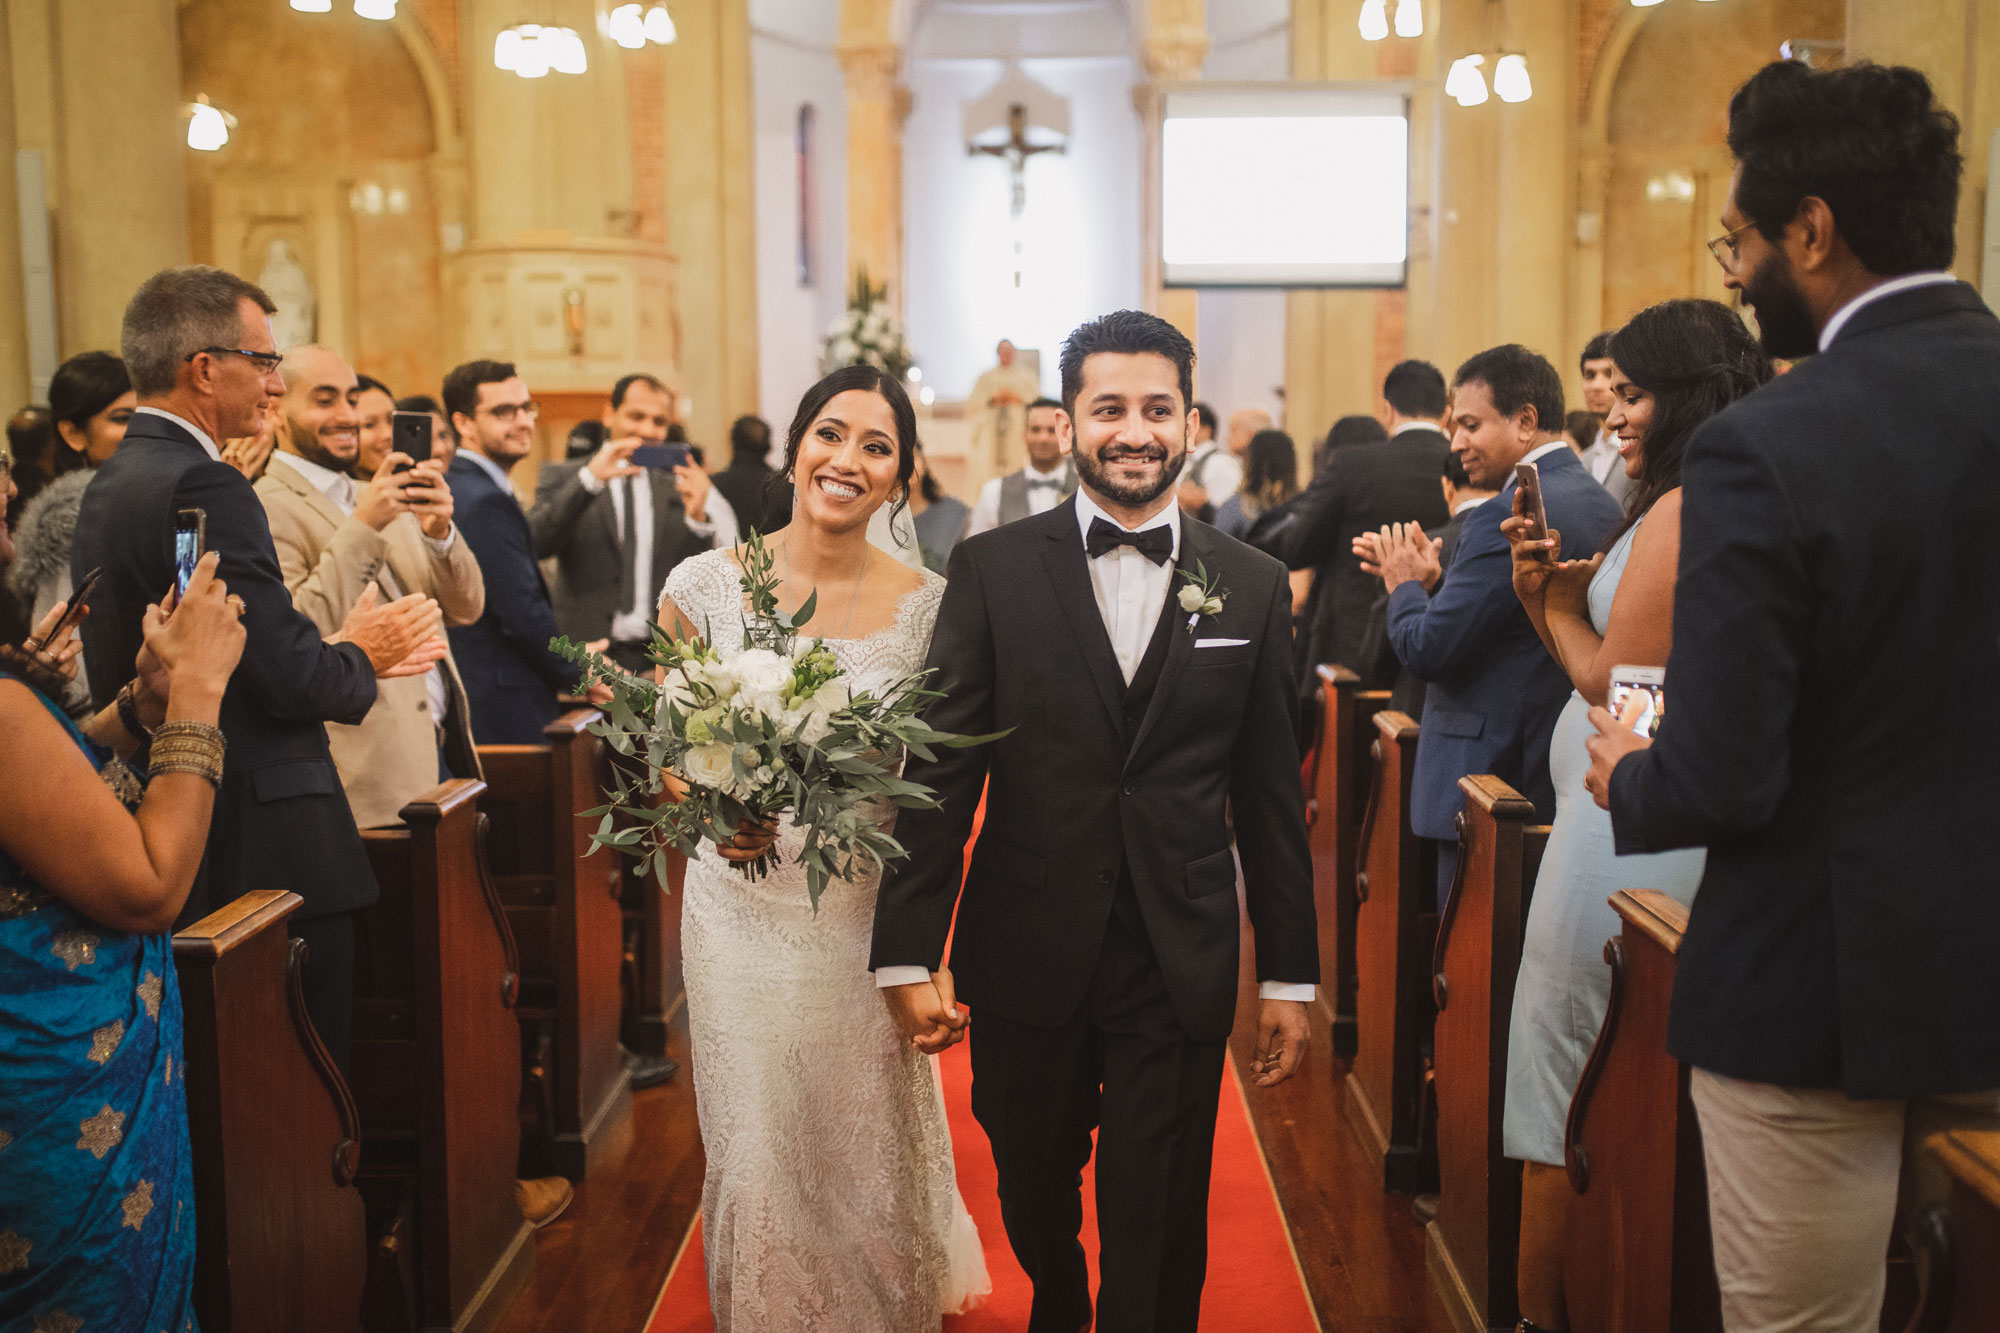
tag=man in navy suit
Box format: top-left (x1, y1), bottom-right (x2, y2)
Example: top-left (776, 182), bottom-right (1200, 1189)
top-left (1362, 344), bottom-right (1623, 908)
top-left (1585, 60), bottom-right (2000, 1330)
top-left (441, 360), bottom-right (604, 745)
top-left (73, 265), bottom-right (446, 1066)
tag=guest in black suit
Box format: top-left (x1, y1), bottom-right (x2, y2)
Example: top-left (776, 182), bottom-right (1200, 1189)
top-left (1363, 346), bottom-right (1623, 910)
top-left (872, 310), bottom-right (1317, 1333)
top-left (71, 265), bottom-right (446, 1066)
top-left (709, 413), bottom-right (790, 537)
top-left (1584, 60), bottom-right (2000, 1331)
top-left (528, 373), bottom-right (720, 675)
top-left (441, 360), bottom-right (606, 745)
top-left (1249, 360), bottom-right (1452, 686)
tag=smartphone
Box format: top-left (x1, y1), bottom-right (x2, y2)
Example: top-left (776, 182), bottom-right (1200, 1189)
top-left (174, 508), bottom-right (206, 600)
top-left (1609, 665), bottom-right (1666, 740)
top-left (631, 442), bottom-right (692, 472)
top-left (47, 566), bottom-right (101, 645)
top-left (391, 411), bottom-right (433, 469)
top-left (1515, 461), bottom-right (1553, 561)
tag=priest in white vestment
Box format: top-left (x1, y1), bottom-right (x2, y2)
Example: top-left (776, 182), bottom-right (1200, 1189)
top-left (966, 340), bottom-right (1040, 487)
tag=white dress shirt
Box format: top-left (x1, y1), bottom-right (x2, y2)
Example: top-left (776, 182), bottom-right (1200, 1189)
top-left (1392, 419), bottom-right (1439, 437)
top-left (575, 464), bottom-right (726, 640)
top-left (270, 451), bottom-right (452, 726)
top-left (965, 459), bottom-right (1070, 538)
top-left (135, 406), bottom-right (221, 460)
top-left (1578, 427), bottom-right (1621, 485)
top-left (1817, 270), bottom-right (1959, 351)
top-left (878, 486), bottom-right (1314, 1003)
top-left (1520, 439), bottom-right (1571, 469)
top-left (1181, 441), bottom-right (1243, 505)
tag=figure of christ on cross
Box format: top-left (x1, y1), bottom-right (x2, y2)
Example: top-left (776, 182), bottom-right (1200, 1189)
top-left (968, 102), bottom-right (1068, 220)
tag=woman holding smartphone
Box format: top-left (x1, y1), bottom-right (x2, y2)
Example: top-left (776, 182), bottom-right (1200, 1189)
top-left (1498, 299), bottom-right (1770, 1333)
top-left (0, 553), bottom-right (246, 1331)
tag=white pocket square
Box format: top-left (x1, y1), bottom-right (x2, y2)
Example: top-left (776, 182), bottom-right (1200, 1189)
top-left (1194, 637), bottom-right (1250, 648)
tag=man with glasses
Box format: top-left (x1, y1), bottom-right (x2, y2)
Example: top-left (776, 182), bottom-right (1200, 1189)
top-left (71, 265), bottom-right (447, 1068)
top-left (442, 359), bottom-right (607, 745)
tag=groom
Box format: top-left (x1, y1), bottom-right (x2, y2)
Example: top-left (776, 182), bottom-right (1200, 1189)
top-left (871, 310), bottom-right (1318, 1332)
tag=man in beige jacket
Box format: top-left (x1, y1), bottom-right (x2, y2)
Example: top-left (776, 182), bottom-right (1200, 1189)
top-left (257, 345), bottom-right (486, 829)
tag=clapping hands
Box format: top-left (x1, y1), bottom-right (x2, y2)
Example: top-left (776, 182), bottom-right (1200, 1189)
top-left (1354, 521), bottom-right (1444, 594)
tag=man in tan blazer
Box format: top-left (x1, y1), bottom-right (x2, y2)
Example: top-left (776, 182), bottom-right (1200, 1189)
top-left (257, 345), bottom-right (487, 829)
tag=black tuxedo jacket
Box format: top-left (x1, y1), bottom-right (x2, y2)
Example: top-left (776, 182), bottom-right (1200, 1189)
top-left (1609, 280), bottom-right (2000, 1098)
top-left (71, 410), bottom-right (379, 925)
top-left (527, 458), bottom-right (712, 644)
top-left (1251, 426), bottom-right (1452, 682)
top-left (869, 500), bottom-right (1318, 1043)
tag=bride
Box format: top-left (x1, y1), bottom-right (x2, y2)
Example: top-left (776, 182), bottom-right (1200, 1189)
top-left (656, 364), bottom-right (989, 1330)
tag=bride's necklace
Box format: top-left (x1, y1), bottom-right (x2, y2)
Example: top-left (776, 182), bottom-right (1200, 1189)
top-left (780, 537), bottom-right (869, 640)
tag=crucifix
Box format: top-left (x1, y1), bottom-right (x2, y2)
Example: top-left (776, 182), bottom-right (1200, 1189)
top-left (968, 102), bottom-right (1068, 286)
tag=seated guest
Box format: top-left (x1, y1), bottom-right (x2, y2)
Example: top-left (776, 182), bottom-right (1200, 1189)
top-left (710, 413), bottom-right (791, 536)
top-left (444, 359), bottom-right (606, 742)
top-left (0, 554), bottom-right (245, 1333)
top-left (1359, 345), bottom-right (1622, 909)
top-left (528, 374), bottom-right (722, 675)
top-left (1214, 428), bottom-right (1298, 540)
top-left (1500, 299), bottom-right (1770, 1333)
top-left (1356, 447), bottom-right (1499, 718)
top-left (256, 348), bottom-right (486, 828)
top-left (964, 397), bottom-right (1076, 537)
top-left (1586, 60), bottom-right (2000, 1333)
top-left (8, 352), bottom-right (136, 645)
top-left (905, 442), bottom-right (968, 573)
top-left (73, 265), bottom-right (446, 1067)
top-left (1250, 361), bottom-right (1451, 689)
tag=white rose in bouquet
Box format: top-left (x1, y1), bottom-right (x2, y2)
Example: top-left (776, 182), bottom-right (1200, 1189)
top-left (731, 647), bottom-right (791, 713)
top-left (680, 740), bottom-right (736, 791)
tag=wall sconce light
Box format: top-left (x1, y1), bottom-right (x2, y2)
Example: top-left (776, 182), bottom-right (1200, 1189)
top-left (186, 97), bottom-right (235, 151)
top-left (1493, 53), bottom-right (1533, 103)
top-left (1445, 54), bottom-right (1488, 107)
top-left (1394, 0), bottom-right (1424, 38)
top-left (1358, 0), bottom-right (1389, 42)
top-left (494, 24), bottom-right (588, 78)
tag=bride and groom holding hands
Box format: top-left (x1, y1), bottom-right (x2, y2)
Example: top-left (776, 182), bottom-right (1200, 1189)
top-left (660, 309), bottom-right (1318, 1332)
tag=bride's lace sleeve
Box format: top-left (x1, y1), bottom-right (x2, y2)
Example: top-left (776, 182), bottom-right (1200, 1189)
top-left (900, 570), bottom-right (949, 670)
top-left (659, 548), bottom-right (742, 647)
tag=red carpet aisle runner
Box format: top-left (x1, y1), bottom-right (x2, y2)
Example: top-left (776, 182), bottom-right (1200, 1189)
top-left (644, 1041), bottom-right (1321, 1332)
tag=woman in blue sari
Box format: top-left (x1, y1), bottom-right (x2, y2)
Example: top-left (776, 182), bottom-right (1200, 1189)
top-left (0, 551), bottom-right (246, 1332)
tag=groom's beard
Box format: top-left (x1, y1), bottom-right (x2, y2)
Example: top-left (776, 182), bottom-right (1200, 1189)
top-left (1741, 248), bottom-right (1820, 360)
top-left (1073, 434), bottom-right (1188, 509)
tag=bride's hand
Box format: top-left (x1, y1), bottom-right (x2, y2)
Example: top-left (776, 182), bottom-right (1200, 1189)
top-left (715, 814), bottom-right (779, 863)
top-left (883, 969), bottom-right (968, 1054)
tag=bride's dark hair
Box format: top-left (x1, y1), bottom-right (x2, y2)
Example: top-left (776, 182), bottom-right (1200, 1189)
top-left (780, 364), bottom-right (919, 532)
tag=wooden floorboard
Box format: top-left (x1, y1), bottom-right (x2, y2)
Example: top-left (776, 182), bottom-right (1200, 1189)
top-left (489, 911), bottom-right (1456, 1331)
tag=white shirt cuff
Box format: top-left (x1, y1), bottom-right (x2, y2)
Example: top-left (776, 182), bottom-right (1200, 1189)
top-left (423, 527), bottom-right (456, 556)
top-left (577, 466), bottom-right (606, 495)
top-left (1259, 980), bottom-right (1316, 1002)
top-left (685, 514), bottom-right (717, 539)
top-left (875, 966), bottom-right (932, 988)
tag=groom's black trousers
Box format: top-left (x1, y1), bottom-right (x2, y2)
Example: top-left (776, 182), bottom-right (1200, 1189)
top-left (969, 881), bottom-right (1227, 1333)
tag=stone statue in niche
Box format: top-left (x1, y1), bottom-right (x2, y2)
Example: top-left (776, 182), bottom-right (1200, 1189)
top-left (258, 238), bottom-right (317, 352)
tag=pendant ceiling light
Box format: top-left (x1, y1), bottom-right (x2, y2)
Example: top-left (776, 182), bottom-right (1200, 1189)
top-left (1357, 0), bottom-right (1389, 42)
top-left (643, 4), bottom-right (677, 44)
top-left (1394, 0), bottom-right (1424, 38)
top-left (289, 0), bottom-right (332, 10)
top-left (1493, 53), bottom-right (1533, 102)
top-left (494, 24), bottom-right (587, 78)
top-left (186, 98), bottom-right (235, 152)
top-left (609, 3), bottom-right (676, 49)
top-left (1444, 54), bottom-right (1488, 107)
top-left (353, 0), bottom-right (396, 18)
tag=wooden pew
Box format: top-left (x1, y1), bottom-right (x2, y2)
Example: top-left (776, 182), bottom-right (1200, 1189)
top-left (1347, 709), bottom-right (1433, 1191)
top-left (176, 890), bottom-right (368, 1332)
top-left (477, 709), bottom-right (632, 1180)
top-left (1562, 889), bottom-right (1721, 1333)
top-left (1427, 776), bottom-right (1548, 1333)
top-left (621, 846), bottom-right (685, 1057)
top-left (1308, 664), bottom-right (1390, 1060)
top-left (1908, 1129), bottom-right (2000, 1332)
top-left (355, 779), bottom-right (532, 1332)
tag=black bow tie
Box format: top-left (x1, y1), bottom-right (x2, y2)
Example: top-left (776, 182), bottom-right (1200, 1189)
top-left (1086, 517), bottom-right (1173, 565)
top-left (1024, 476), bottom-right (1062, 491)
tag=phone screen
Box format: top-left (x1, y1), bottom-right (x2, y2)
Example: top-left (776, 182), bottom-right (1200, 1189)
top-left (174, 509), bottom-right (206, 600)
top-left (1609, 669), bottom-right (1666, 740)
top-left (1515, 461), bottom-right (1551, 559)
top-left (392, 411), bottom-right (432, 468)
top-left (631, 442), bottom-right (691, 471)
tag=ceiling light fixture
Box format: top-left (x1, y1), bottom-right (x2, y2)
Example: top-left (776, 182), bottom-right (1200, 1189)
top-left (1394, 0), bottom-right (1424, 38)
top-left (1358, 0), bottom-right (1389, 42)
top-left (289, 0), bottom-right (331, 10)
top-left (1492, 52), bottom-right (1533, 102)
top-left (494, 23), bottom-right (587, 78)
top-left (353, 0), bottom-right (396, 18)
top-left (1445, 54), bottom-right (1488, 107)
top-left (186, 97), bottom-right (235, 152)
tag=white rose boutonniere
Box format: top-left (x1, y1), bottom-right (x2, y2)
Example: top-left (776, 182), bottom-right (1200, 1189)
top-left (1176, 562), bottom-right (1227, 633)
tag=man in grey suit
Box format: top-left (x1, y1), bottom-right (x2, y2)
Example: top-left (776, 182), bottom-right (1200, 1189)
top-left (964, 396), bottom-right (1076, 537)
top-left (528, 373), bottom-right (721, 673)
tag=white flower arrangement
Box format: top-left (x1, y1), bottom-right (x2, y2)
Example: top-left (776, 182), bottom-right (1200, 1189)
top-left (821, 267), bottom-right (914, 380)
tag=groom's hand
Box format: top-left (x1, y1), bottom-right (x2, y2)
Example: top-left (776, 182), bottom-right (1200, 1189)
top-left (1250, 999), bottom-right (1309, 1087)
top-left (883, 968), bottom-right (968, 1054)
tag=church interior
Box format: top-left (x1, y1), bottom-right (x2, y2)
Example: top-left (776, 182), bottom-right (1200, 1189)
top-left (1, 1), bottom-right (1998, 1332)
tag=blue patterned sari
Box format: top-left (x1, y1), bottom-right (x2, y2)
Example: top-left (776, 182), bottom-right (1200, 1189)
top-left (0, 671), bottom-right (199, 1333)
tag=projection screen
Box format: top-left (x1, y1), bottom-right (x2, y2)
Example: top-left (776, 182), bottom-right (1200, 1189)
top-left (1160, 84), bottom-right (1411, 288)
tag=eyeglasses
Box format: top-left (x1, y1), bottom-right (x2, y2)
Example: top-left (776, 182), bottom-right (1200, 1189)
top-left (186, 346), bottom-right (285, 374)
top-left (1706, 220), bottom-right (1757, 274)
top-left (481, 401), bottom-right (540, 423)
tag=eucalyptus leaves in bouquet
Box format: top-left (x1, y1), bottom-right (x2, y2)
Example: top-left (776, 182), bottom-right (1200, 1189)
top-left (821, 267), bottom-right (914, 381)
top-left (551, 533), bottom-right (996, 911)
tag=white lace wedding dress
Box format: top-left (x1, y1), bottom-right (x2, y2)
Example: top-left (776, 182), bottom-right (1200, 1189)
top-left (660, 549), bottom-right (989, 1332)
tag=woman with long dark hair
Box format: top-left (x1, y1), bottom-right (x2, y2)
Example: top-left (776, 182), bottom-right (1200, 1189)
top-left (9, 354), bottom-right (135, 624)
top-left (1499, 298), bottom-right (1772, 1333)
top-left (1214, 428), bottom-right (1299, 539)
top-left (653, 363), bottom-right (988, 1330)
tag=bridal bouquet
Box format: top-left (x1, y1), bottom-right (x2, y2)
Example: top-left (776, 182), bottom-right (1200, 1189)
top-left (551, 535), bottom-right (993, 911)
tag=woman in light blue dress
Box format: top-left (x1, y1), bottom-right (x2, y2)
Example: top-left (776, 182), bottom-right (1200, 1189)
top-left (1498, 300), bottom-right (1773, 1333)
